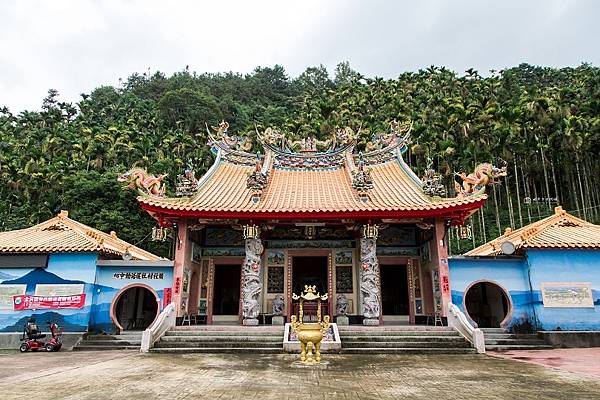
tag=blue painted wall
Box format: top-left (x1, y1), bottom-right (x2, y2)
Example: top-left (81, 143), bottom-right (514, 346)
top-left (448, 257), bottom-right (535, 331)
top-left (527, 249), bottom-right (600, 330)
top-left (89, 265), bottom-right (173, 334)
top-left (0, 253), bottom-right (97, 332)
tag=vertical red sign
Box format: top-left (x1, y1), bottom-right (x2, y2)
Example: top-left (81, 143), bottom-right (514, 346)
top-left (163, 288), bottom-right (172, 307)
top-left (174, 277), bottom-right (181, 295)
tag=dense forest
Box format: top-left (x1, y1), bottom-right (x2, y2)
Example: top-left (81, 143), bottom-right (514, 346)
top-left (1, 62), bottom-right (599, 257)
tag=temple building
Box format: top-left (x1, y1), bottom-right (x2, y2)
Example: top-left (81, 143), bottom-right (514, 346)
top-left (135, 121), bottom-right (491, 326)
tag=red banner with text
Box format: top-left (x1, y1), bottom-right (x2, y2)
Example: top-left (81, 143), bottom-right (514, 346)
top-left (12, 294), bottom-right (86, 311)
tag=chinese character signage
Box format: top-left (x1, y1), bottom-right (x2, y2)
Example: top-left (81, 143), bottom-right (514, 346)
top-left (113, 272), bottom-right (165, 280)
top-left (12, 294), bottom-right (86, 310)
top-left (163, 288), bottom-right (172, 307)
top-left (174, 277), bottom-right (181, 295)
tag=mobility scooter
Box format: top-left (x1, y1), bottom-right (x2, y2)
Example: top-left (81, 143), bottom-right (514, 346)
top-left (19, 317), bottom-right (63, 352)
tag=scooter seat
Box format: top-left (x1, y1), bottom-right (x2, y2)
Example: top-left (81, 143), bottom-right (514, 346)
top-left (28, 333), bottom-right (45, 340)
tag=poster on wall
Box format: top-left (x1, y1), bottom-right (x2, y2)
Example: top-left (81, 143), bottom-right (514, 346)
top-left (0, 285), bottom-right (27, 310)
top-left (34, 283), bottom-right (84, 296)
top-left (541, 282), bottom-right (595, 308)
top-left (12, 294), bottom-right (86, 310)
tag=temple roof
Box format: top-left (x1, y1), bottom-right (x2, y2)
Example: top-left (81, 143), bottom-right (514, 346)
top-left (139, 123), bottom-right (486, 222)
top-left (0, 211), bottom-right (163, 260)
top-left (465, 207), bottom-right (600, 256)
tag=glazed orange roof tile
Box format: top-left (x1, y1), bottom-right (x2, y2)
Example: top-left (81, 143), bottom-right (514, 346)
top-left (465, 206), bottom-right (600, 256)
top-left (137, 124), bottom-right (488, 221)
top-left (0, 211), bottom-right (162, 260)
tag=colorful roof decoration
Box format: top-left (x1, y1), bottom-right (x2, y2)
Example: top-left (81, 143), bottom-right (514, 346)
top-left (137, 121), bottom-right (488, 222)
top-left (0, 211), bottom-right (162, 260)
top-left (465, 206), bottom-right (600, 256)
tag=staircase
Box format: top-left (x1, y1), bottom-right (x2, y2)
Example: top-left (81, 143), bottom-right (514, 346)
top-left (150, 325), bottom-right (285, 353)
top-left (338, 326), bottom-right (476, 354)
top-left (482, 328), bottom-right (552, 351)
top-left (74, 332), bottom-right (142, 351)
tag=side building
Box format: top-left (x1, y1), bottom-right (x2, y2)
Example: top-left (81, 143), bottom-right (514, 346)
top-left (0, 211), bottom-right (172, 349)
top-left (449, 206), bottom-right (600, 344)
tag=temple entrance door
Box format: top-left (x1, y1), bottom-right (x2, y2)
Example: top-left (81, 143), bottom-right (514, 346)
top-left (292, 256), bottom-right (328, 295)
top-left (292, 256), bottom-right (329, 321)
top-left (380, 264), bottom-right (409, 323)
top-left (212, 264), bottom-right (241, 322)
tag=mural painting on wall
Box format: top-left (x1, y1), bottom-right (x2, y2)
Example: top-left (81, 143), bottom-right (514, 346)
top-left (204, 228), bottom-right (244, 246)
top-left (0, 263), bottom-right (94, 333)
top-left (335, 250), bottom-right (353, 265)
top-left (377, 226), bottom-right (417, 246)
top-left (191, 242), bottom-right (202, 263)
top-left (267, 250), bottom-right (285, 265)
top-left (267, 267), bottom-right (284, 293)
top-left (202, 248), bottom-right (245, 257)
top-left (541, 282), bottom-right (595, 308)
top-left (267, 240), bottom-right (355, 249)
top-left (269, 226), bottom-right (352, 240)
top-left (336, 266), bottom-right (353, 293)
top-left (376, 247), bottom-right (419, 256)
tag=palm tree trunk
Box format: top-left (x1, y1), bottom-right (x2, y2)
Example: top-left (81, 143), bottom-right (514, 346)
top-left (513, 158), bottom-right (524, 227)
top-left (521, 164), bottom-right (533, 223)
top-left (505, 178), bottom-right (515, 228)
top-left (575, 154), bottom-right (587, 220)
top-left (539, 149), bottom-right (552, 210)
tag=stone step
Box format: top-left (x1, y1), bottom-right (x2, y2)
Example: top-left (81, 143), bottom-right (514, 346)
top-left (338, 331), bottom-right (460, 337)
top-left (164, 331), bottom-right (282, 337)
top-left (78, 339), bottom-right (141, 346)
top-left (149, 347), bottom-right (284, 354)
top-left (340, 347), bottom-right (476, 354)
top-left (339, 335), bottom-right (467, 342)
top-left (484, 339), bottom-right (547, 346)
top-left (154, 341), bottom-right (282, 349)
top-left (160, 335), bottom-right (282, 342)
top-left (342, 341), bottom-right (472, 349)
top-left (85, 334), bottom-right (143, 340)
top-left (486, 344), bottom-right (553, 351)
top-left (480, 328), bottom-right (506, 333)
top-left (73, 345), bottom-right (140, 351)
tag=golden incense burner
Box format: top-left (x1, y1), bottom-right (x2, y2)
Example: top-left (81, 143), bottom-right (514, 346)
top-left (290, 285), bottom-right (330, 363)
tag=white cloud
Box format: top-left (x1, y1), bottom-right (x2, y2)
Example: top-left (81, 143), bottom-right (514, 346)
top-left (0, 0), bottom-right (598, 112)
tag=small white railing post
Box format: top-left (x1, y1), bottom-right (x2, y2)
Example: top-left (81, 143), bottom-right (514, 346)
top-left (447, 302), bottom-right (486, 354)
top-left (141, 302), bottom-right (176, 353)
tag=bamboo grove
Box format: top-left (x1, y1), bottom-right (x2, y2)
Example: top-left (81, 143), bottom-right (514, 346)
top-left (1, 63), bottom-right (599, 257)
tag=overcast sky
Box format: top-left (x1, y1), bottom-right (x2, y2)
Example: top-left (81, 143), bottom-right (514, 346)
top-left (1, 0), bottom-right (598, 112)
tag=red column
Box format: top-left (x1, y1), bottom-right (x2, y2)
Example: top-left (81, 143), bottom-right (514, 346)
top-left (433, 219), bottom-right (451, 317)
top-left (172, 219), bottom-right (189, 317)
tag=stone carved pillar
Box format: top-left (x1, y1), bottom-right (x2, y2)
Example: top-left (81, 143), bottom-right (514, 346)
top-left (241, 225), bottom-right (263, 325)
top-left (360, 224), bottom-right (381, 325)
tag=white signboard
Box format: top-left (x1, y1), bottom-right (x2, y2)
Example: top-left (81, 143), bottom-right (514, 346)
top-left (34, 284), bottom-right (85, 297)
top-left (0, 285), bottom-right (27, 310)
top-left (541, 282), bottom-right (594, 308)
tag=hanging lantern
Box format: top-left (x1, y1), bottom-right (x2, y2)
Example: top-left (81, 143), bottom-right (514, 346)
top-left (457, 225), bottom-right (472, 240)
top-left (362, 224), bottom-right (379, 240)
top-left (151, 226), bottom-right (169, 242)
top-left (243, 224), bottom-right (260, 240)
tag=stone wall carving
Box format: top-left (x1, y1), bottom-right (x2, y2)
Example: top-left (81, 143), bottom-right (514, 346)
top-left (336, 294), bottom-right (348, 316)
top-left (241, 238), bottom-right (263, 322)
top-left (360, 237), bottom-right (381, 320)
top-left (272, 294), bottom-right (285, 316)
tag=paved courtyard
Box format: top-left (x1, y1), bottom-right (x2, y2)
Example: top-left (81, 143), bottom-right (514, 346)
top-left (1, 350), bottom-right (600, 399)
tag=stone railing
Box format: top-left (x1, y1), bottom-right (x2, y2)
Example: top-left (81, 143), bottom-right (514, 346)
top-left (140, 302), bottom-right (176, 353)
top-left (447, 302), bottom-right (485, 354)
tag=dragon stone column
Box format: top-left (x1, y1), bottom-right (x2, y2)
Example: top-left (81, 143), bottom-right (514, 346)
top-left (241, 225), bottom-right (263, 326)
top-left (360, 224), bottom-right (381, 326)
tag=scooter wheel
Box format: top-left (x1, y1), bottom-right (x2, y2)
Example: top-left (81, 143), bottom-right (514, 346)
top-left (45, 344), bottom-right (54, 352)
top-left (19, 343), bottom-right (28, 352)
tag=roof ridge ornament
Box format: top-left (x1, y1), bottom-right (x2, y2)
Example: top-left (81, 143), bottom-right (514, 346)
top-left (246, 152), bottom-right (269, 203)
top-left (454, 159), bottom-right (507, 197)
top-left (175, 158), bottom-right (200, 197)
top-left (118, 167), bottom-right (167, 197)
top-left (351, 152), bottom-right (374, 201)
top-left (421, 158), bottom-right (446, 197)
top-left (207, 120), bottom-right (252, 152)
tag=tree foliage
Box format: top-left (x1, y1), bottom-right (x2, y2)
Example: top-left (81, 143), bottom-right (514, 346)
top-left (1, 62), bottom-right (599, 256)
